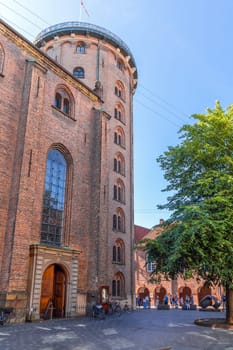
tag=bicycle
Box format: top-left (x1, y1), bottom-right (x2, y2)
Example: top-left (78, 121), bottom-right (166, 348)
top-left (123, 301), bottom-right (131, 312)
top-left (0, 307), bottom-right (14, 326)
top-left (108, 301), bottom-right (122, 317)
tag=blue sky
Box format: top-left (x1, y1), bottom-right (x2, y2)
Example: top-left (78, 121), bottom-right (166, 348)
top-left (1, 0), bottom-right (233, 228)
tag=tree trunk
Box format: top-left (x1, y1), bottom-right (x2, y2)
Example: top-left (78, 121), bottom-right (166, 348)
top-left (226, 286), bottom-right (233, 325)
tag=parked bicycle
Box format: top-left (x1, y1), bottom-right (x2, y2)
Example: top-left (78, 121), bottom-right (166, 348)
top-left (123, 301), bottom-right (131, 312)
top-left (92, 303), bottom-right (105, 319)
top-left (108, 301), bottom-right (121, 316)
top-left (0, 307), bottom-right (14, 326)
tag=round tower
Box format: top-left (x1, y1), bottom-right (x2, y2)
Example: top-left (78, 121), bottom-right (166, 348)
top-left (35, 22), bottom-right (138, 306)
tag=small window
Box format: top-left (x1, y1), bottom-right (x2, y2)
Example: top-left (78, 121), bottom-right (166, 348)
top-left (117, 59), bottom-right (123, 71)
top-left (112, 239), bottom-right (125, 264)
top-left (113, 179), bottom-right (125, 203)
top-left (112, 272), bottom-right (125, 297)
top-left (146, 254), bottom-right (156, 272)
top-left (114, 127), bottom-right (125, 147)
top-left (76, 42), bottom-right (86, 53)
top-left (114, 104), bottom-right (125, 124)
top-left (112, 208), bottom-right (125, 232)
top-left (114, 81), bottom-right (125, 101)
top-left (113, 153), bottom-right (125, 175)
top-left (73, 67), bottom-right (85, 79)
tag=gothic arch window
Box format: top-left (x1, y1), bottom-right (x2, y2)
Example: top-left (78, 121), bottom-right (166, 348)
top-left (113, 178), bottom-right (125, 203)
top-left (113, 208), bottom-right (125, 232)
top-left (113, 152), bottom-right (125, 176)
top-left (76, 41), bottom-right (86, 53)
top-left (40, 149), bottom-right (67, 246)
top-left (0, 43), bottom-right (5, 75)
top-left (54, 86), bottom-right (74, 118)
top-left (114, 80), bottom-right (125, 101)
top-left (112, 239), bottom-right (125, 264)
top-left (114, 103), bottom-right (125, 124)
top-left (112, 272), bottom-right (125, 298)
top-left (114, 126), bottom-right (125, 147)
top-left (73, 67), bottom-right (85, 79)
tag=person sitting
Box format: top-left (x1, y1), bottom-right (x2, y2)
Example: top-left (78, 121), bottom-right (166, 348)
top-left (163, 295), bottom-right (168, 305)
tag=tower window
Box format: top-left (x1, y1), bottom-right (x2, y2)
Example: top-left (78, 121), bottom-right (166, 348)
top-left (76, 42), bottom-right (86, 53)
top-left (73, 67), bottom-right (85, 79)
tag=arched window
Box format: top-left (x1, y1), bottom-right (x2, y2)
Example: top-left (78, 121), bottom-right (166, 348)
top-left (54, 87), bottom-right (73, 117)
top-left (113, 179), bottom-right (125, 203)
top-left (114, 126), bottom-right (125, 147)
top-left (112, 239), bottom-right (125, 264)
top-left (114, 80), bottom-right (125, 101)
top-left (113, 153), bottom-right (125, 176)
top-left (73, 67), bottom-right (85, 79)
top-left (114, 103), bottom-right (125, 124)
top-left (40, 150), bottom-right (67, 246)
top-left (0, 43), bottom-right (5, 75)
top-left (76, 42), bottom-right (86, 53)
top-left (112, 272), bottom-right (125, 298)
top-left (113, 208), bottom-right (125, 232)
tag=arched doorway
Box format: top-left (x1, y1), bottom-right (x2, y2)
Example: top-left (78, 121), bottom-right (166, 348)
top-left (154, 286), bottom-right (167, 304)
top-left (198, 285), bottom-right (212, 304)
top-left (179, 286), bottom-right (191, 303)
top-left (40, 264), bottom-right (66, 319)
top-left (137, 287), bottom-right (149, 306)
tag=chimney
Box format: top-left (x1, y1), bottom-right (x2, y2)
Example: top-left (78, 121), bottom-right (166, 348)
top-left (159, 219), bottom-right (164, 225)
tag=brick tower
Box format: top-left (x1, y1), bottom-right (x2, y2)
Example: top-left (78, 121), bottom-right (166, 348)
top-left (0, 20), bottom-right (137, 321)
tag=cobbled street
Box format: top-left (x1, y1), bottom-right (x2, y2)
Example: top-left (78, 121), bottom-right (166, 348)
top-left (0, 309), bottom-right (232, 350)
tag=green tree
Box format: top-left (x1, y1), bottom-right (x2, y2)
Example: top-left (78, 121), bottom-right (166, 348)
top-left (143, 101), bottom-right (233, 324)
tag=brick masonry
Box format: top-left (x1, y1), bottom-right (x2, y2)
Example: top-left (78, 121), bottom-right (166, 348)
top-left (0, 20), bottom-right (137, 321)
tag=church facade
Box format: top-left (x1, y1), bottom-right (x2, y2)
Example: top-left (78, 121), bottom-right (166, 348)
top-left (0, 19), bottom-right (137, 322)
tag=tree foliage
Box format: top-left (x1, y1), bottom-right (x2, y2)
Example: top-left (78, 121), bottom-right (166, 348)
top-left (143, 102), bottom-right (233, 323)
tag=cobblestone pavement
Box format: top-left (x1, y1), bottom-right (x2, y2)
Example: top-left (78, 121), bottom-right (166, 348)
top-left (0, 309), bottom-right (232, 350)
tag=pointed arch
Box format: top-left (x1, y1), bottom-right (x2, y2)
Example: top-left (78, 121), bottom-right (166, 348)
top-left (112, 238), bottom-right (125, 264)
top-left (113, 178), bottom-right (125, 203)
top-left (113, 152), bottom-right (125, 176)
top-left (114, 80), bottom-right (125, 101)
top-left (112, 272), bottom-right (125, 298)
top-left (114, 126), bottom-right (126, 147)
top-left (113, 207), bottom-right (125, 232)
top-left (54, 84), bottom-right (75, 119)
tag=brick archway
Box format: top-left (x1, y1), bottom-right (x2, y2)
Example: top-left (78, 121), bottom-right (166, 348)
top-left (154, 286), bottom-right (167, 304)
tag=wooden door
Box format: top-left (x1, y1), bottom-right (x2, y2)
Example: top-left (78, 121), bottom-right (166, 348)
top-left (54, 267), bottom-right (66, 318)
top-left (40, 265), bottom-right (54, 318)
top-left (40, 264), bottom-right (66, 319)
